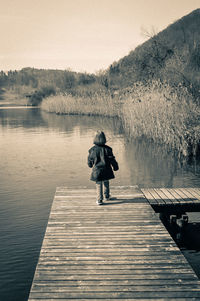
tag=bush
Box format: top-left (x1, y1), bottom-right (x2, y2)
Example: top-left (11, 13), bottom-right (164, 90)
top-left (28, 86), bottom-right (56, 106)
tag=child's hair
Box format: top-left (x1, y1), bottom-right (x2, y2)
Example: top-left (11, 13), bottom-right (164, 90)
top-left (93, 131), bottom-right (106, 145)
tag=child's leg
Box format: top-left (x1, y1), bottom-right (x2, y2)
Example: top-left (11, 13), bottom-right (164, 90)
top-left (96, 181), bottom-right (103, 203)
top-left (103, 180), bottom-right (110, 199)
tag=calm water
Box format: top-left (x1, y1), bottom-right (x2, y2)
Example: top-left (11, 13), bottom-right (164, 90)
top-left (0, 108), bottom-right (200, 301)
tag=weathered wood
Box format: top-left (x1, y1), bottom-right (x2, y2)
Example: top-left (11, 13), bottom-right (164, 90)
top-left (30, 297), bottom-right (200, 301)
top-left (167, 188), bottom-right (189, 204)
top-left (30, 284), bottom-right (200, 292)
top-left (174, 188), bottom-right (195, 204)
top-left (142, 188), bottom-right (200, 214)
top-left (33, 272), bottom-right (197, 279)
top-left (185, 188), bottom-right (200, 199)
top-left (28, 186), bottom-right (200, 300)
top-left (146, 189), bottom-right (167, 205)
top-left (27, 297), bottom-right (197, 301)
top-left (31, 279), bottom-right (198, 285)
top-left (159, 188), bottom-right (182, 205)
top-left (180, 188), bottom-right (200, 202)
top-left (192, 187), bottom-right (200, 197)
top-left (29, 291), bottom-right (200, 299)
top-left (154, 188), bottom-right (174, 205)
top-left (35, 267), bottom-right (195, 274)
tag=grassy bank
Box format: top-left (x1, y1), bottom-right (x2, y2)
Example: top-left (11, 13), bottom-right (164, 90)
top-left (41, 92), bottom-right (121, 117)
top-left (0, 88), bottom-right (28, 105)
top-left (121, 81), bottom-right (200, 157)
top-left (41, 81), bottom-right (200, 158)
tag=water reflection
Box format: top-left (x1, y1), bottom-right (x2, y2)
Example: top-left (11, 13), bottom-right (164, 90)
top-left (0, 108), bottom-right (200, 301)
top-left (40, 110), bottom-right (124, 136)
top-left (125, 138), bottom-right (200, 188)
top-left (0, 108), bottom-right (47, 129)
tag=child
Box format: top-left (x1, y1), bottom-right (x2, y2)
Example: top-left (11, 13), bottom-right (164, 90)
top-left (87, 131), bottom-right (119, 205)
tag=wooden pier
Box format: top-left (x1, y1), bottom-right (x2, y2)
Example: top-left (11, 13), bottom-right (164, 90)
top-left (28, 186), bottom-right (200, 300)
top-left (142, 188), bottom-right (200, 216)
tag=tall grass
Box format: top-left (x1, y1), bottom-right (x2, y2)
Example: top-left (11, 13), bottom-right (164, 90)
top-left (121, 80), bottom-right (200, 157)
top-left (41, 80), bottom-right (200, 157)
top-left (41, 92), bottom-right (120, 117)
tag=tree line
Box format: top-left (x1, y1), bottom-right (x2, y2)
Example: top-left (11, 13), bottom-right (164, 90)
top-left (0, 9), bottom-right (199, 105)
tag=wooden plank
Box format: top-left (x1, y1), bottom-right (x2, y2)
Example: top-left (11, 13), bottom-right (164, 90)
top-left (145, 189), bottom-right (167, 205)
top-left (178, 188), bottom-right (198, 204)
top-left (32, 272), bottom-right (198, 280)
top-left (38, 254), bottom-right (183, 260)
top-left (28, 186), bottom-right (200, 300)
top-left (184, 188), bottom-right (200, 202)
top-left (56, 185), bottom-right (140, 192)
top-left (35, 267), bottom-right (195, 275)
top-left (28, 298), bottom-right (199, 301)
top-left (31, 279), bottom-right (198, 285)
top-left (192, 187), bottom-right (200, 197)
top-left (143, 187), bottom-right (200, 208)
top-left (29, 291), bottom-right (200, 299)
top-left (55, 192), bottom-right (142, 201)
top-left (30, 297), bottom-right (200, 301)
top-left (154, 188), bottom-right (174, 205)
top-left (166, 188), bottom-right (188, 205)
top-left (158, 188), bottom-right (181, 205)
top-left (43, 240), bottom-right (176, 246)
top-left (173, 188), bottom-right (195, 204)
top-left (30, 284), bottom-right (200, 292)
top-left (164, 188), bottom-right (183, 205)
top-left (55, 186), bottom-right (143, 198)
top-left (141, 188), bottom-right (160, 205)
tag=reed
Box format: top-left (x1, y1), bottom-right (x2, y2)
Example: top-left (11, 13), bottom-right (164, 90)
top-left (41, 80), bottom-right (200, 157)
top-left (121, 80), bottom-right (200, 157)
top-left (41, 92), bottom-right (120, 117)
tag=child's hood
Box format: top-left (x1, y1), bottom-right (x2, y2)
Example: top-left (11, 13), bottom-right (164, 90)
top-left (93, 131), bottom-right (106, 146)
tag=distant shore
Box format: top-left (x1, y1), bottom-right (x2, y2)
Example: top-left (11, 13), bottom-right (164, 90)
top-left (0, 89), bottom-right (28, 106)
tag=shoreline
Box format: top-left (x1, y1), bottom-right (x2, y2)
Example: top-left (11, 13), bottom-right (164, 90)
top-left (40, 82), bottom-right (200, 159)
top-left (0, 106), bottom-right (39, 109)
top-left (1, 82), bottom-right (199, 158)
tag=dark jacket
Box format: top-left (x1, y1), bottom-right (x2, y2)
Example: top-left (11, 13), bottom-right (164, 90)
top-left (88, 144), bottom-right (119, 182)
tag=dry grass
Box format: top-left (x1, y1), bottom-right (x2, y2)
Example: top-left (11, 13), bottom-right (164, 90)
top-left (121, 80), bottom-right (200, 156)
top-left (41, 80), bottom-right (200, 157)
top-left (41, 93), bottom-right (120, 117)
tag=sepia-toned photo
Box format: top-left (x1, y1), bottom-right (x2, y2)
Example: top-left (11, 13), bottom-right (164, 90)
top-left (0, 0), bottom-right (200, 300)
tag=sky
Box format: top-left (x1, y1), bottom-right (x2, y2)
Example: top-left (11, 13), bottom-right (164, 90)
top-left (0, 0), bottom-right (199, 73)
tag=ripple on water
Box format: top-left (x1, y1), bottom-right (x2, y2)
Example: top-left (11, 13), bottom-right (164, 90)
top-left (0, 108), bottom-right (200, 300)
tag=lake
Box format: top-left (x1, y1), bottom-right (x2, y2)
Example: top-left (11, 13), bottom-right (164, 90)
top-left (0, 107), bottom-right (200, 301)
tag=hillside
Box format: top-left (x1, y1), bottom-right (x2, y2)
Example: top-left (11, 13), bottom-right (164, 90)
top-left (106, 9), bottom-right (200, 98)
top-left (0, 9), bottom-right (199, 105)
top-left (0, 68), bottom-right (97, 105)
